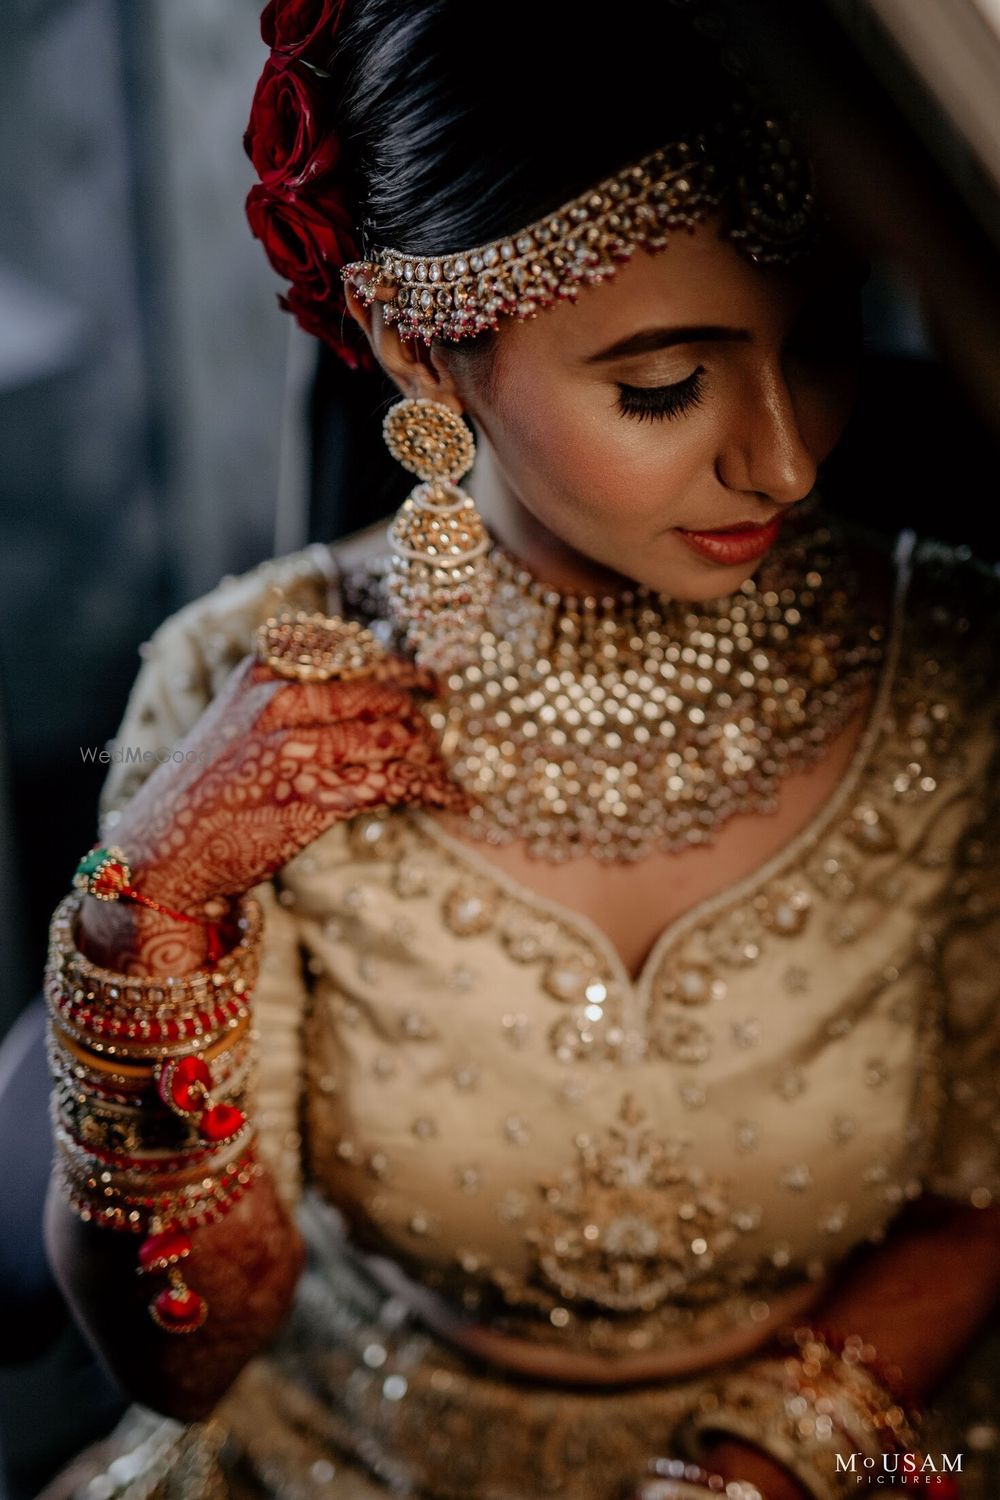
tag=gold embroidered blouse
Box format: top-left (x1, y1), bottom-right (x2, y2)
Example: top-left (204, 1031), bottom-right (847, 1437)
top-left (97, 519), bottom-right (1000, 1374)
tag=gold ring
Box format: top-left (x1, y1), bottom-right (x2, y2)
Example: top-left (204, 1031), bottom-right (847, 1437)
top-left (255, 612), bottom-right (386, 683)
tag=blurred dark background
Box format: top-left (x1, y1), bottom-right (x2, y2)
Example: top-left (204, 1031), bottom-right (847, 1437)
top-left (2, 0), bottom-right (1000, 1496)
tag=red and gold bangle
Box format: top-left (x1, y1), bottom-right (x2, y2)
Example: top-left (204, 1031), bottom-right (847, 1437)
top-left (73, 845), bottom-right (227, 961)
top-left (48, 891), bottom-right (263, 1015)
top-left (49, 1022), bottom-right (253, 1098)
top-left (47, 1021), bottom-right (253, 1104)
top-left (55, 1145), bottom-right (259, 1233)
top-left (54, 1142), bottom-right (262, 1334)
top-left (52, 1088), bottom-right (252, 1159)
top-left (49, 1009), bottom-right (251, 1071)
top-left (46, 883), bottom-right (266, 1336)
top-left (54, 1114), bottom-right (253, 1183)
top-left (49, 1041), bottom-right (252, 1125)
top-left (50, 1016), bottom-right (251, 1148)
top-left (46, 986), bottom-right (251, 1061)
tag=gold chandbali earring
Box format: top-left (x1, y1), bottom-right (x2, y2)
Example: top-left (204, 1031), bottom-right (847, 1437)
top-left (382, 396), bottom-right (496, 673)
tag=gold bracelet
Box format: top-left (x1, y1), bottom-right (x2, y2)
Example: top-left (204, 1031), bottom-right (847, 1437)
top-left (47, 890), bottom-right (262, 1015)
top-left (674, 1331), bottom-right (925, 1500)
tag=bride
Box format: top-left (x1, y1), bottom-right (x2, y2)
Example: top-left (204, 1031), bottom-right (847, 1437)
top-left (39, 1), bottom-right (1000, 1497)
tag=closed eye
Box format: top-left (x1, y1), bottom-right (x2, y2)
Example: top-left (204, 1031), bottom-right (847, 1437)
top-left (616, 366), bottom-right (706, 423)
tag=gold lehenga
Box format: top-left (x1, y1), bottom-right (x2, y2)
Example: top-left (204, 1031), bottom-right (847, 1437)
top-left (40, 513), bottom-right (1000, 1500)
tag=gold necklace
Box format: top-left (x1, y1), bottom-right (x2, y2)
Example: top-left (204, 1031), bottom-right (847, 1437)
top-left (418, 509), bottom-right (886, 862)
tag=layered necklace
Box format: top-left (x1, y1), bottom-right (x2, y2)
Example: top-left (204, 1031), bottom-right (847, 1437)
top-left (417, 506), bottom-right (887, 863)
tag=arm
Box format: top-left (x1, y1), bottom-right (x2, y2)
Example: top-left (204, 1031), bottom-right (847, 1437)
top-left (45, 1150), bottom-right (304, 1423)
top-left (44, 650), bottom-right (467, 1424)
top-left (44, 898), bottom-right (306, 1424)
top-left (701, 1192), bottom-right (1000, 1500)
top-left (42, 559), bottom-right (333, 1420)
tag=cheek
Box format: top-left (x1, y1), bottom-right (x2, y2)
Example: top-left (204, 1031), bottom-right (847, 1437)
top-left (486, 362), bottom-right (710, 532)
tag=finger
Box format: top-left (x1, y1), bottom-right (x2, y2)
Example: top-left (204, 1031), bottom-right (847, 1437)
top-left (371, 655), bottom-right (442, 695)
top-left (248, 750), bottom-right (470, 864)
top-left (255, 674), bottom-right (436, 734)
top-left (249, 649), bottom-right (440, 700)
top-left (183, 741), bottom-right (468, 892)
top-left (259, 714), bottom-right (445, 774)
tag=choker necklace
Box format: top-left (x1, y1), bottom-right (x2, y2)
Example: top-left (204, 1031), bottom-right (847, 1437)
top-left (418, 509), bottom-right (887, 863)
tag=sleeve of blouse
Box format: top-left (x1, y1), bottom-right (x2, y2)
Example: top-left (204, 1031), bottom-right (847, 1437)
top-left (93, 542), bottom-right (343, 1212)
top-left (922, 739), bottom-right (1000, 1210)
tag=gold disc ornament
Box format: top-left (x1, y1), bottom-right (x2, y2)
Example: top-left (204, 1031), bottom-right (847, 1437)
top-left (382, 398), bottom-right (476, 483)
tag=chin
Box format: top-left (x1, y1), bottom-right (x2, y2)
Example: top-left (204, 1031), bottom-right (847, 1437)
top-left (630, 549), bottom-right (766, 604)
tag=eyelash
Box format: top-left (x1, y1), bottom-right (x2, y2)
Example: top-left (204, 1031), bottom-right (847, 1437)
top-left (616, 366), bottom-right (706, 423)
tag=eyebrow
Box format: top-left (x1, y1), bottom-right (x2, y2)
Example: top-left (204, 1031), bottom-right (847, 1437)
top-left (584, 325), bottom-right (753, 363)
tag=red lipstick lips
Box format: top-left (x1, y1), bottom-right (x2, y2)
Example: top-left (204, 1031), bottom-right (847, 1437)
top-left (676, 513), bottom-right (785, 566)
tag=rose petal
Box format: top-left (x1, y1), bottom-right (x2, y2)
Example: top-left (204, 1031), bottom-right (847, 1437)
top-left (260, 0), bottom-right (346, 66)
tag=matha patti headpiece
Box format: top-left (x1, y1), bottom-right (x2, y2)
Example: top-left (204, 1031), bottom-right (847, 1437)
top-left (342, 104), bottom-right (821, 345)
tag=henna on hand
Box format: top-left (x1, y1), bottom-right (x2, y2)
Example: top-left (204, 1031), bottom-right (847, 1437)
top-left (122, 656), bottom-right (467, 906)
top-left (53, 655), bottom-right (451, 1415)
top-left (77, 900), bottom-right (212, 977)
top-left (78, 652), bottom-right (467, 969)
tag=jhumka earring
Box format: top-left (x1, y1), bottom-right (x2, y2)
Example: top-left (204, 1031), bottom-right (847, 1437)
top-left (382, 396), bottom-right (496, 672)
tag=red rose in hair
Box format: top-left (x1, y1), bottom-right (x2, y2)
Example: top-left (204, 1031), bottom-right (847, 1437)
top-left (261, 0), bottom-right (345, 67)
top-left (246, 182), bottom-right (354, 291)
top-left (245, 182), bottom-right (370, 368)
top-left (244, 60), bottom-right (339, 187)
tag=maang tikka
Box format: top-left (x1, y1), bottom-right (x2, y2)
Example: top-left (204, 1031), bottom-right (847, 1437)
top-left (382, 397), bottom-right (497, 672)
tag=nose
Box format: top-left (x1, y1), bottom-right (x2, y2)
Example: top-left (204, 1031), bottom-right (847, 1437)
top-left (715, 360), bottom-right (819, 506)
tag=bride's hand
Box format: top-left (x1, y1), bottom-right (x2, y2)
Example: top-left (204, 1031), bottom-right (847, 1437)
top-left (79, 651), bottom-right (465, 968)
top-left (117, 652), bottom-right (465, 908)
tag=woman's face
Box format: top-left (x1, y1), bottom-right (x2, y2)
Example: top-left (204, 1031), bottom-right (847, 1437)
top-left (438, 215), bottom-right (867, 601)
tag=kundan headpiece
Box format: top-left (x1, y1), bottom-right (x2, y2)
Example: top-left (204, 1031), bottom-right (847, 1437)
top-left (341, 110), bottom-right (820, 345)
top-left (245, 0), bottom-right (823, 362)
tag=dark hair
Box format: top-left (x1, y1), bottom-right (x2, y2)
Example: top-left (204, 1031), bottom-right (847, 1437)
top-left (328, 0), bottom-right (752, 259)
top-left (307, 0), bottom-right (795, 532)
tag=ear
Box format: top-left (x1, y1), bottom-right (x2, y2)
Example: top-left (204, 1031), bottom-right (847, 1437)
top-left (343, 278), bottom-right (464, 413)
